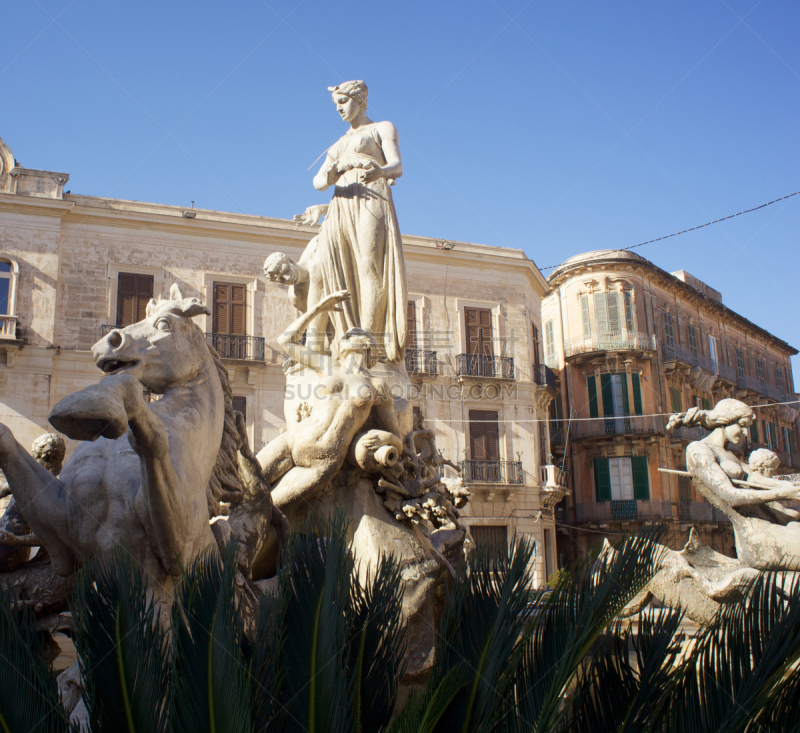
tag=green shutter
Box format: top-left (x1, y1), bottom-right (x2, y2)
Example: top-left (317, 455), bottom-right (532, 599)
top-left (631, 373), bottom-right (643, 415)
top-left (769, 422), bottom-right (778, 451)
top-left (601, 374), bottom-right (614, 417)
top-left (763, 420), bottom-right (769, 447)
top-left (703, 397), bottom-right (711, 411)
top-left (670, 386), bottom-right (682, 413)
top-left (750, 420), bottom-right (759, 443)
top-left (594, 458), bottom-right (611, 501)
top-left (588, 375), bottom-right (598, 418)
top-left (631, 456), bottom-right (650, 499)
top-left (621, 373), bottom-right (630, 416)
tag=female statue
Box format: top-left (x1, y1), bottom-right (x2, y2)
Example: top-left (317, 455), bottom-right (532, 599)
top-left (667, 399), bottom-right (800, 570)
top-left (289, 80), bottom-right (407, 363)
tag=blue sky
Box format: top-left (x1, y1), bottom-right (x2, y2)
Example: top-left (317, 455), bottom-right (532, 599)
top-left (4, 1), bottom-right (800, 370)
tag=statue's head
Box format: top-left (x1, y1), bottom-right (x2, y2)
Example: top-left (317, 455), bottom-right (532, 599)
top-left (749, 448), bottom-right (780, 477)
top-left (328, 80), bottom-right (368, 122)
top-left (338, 327), bottom-right (378, 369)
top-left (264, 252), bottom-right (300, 285)
top-left (668, 397), bottom-right (754, 445)
top-left (92, 284), bottom-right (211, 393)
top-left (31, 433), bottom-right (66, 476)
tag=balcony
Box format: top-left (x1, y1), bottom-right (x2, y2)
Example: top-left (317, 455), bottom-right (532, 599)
top-left (405, 349), bottom-right (438, 377)
top-left (531, 364), bottom-right (557, 391)
top-left (0, 315), bottom-right (18, 340)
top-left (574, 500), bottom-right (674, 523)
top-left (573, 415), bottom-right (664, 441)
top-left (669, 425), bottom-right (710, 443)
top-left (661, 343), bottom-right (718, 373)
top-left (564, 331), bottom-right (656, 361)
top-left (735, 373), bottom-right (793, 403)
top-left (459, 459), bottom-right (523, 485)
top-left (455, 354), bottom-right (514, 380)
top-left (205, 334), bottom-right (265, 361)
top-left (678, 501), bottom-right (731, 524)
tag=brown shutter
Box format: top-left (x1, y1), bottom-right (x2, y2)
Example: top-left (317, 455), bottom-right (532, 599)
top-left (406, 301), bottom-right (417, 349)
top-left (469, 409), bottom-right (499, 461)
top-left (213, 283), bottom-right (230, 334)
top-left (465, 307), bottom-right (493, 356)
top-left (116, 273), bottom-right (153, 327)
top-left (213, 283), bottom-right (247, 335)
top-left (231, 395), bottom-right (246, 421)
top-left (231, 284), bottom-right (246, 335)
top-left (532, 323), bottom-right (540, 367)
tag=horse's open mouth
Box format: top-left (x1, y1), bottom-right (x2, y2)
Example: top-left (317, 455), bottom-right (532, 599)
top-left (96, 356), bottom-right (139, 375)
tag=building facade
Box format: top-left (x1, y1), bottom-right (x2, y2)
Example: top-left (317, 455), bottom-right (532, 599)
top-left (542, 250), bottom-right (800, 566)
top-left (0, 136), bottom-right (565, 586)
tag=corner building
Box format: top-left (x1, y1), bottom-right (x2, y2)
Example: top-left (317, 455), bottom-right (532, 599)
top-left (0, 136), bottom-right (565, 586)
top-left (542, 250), bottom-right (799, 566)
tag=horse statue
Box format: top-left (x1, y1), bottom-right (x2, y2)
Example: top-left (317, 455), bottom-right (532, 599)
top-left (0, 284), bottom-right (278, 597)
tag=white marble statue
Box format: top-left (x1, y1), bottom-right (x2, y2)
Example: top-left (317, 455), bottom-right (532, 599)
top-left (256, 289), bottom-right (403, 513)
top-left (0, 285), bottom-right (282, 594)
top-left (267, 80), bottom-right (407, 363)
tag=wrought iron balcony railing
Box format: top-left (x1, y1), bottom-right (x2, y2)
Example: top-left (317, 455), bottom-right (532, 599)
top-left (459, 459), bottom-right (523, 485)
top-left (661, 343), bottom-right (718, 374)
top-left (455, 354), bottom-right (514, 380)
top-left (405, 349), bottom-right (437, 377)
top-left (99, 324), bottom-right (115, 337)
top-left (573, 415), bottom-right (664, 441)
top-left (205, 333), bottom-right (265, 361)
top-left (531, 364), bottom-right (557, 390)
top-left (564, 331), bottom-right (656, 359)
top-left (574, 500), bottom-right (674, 523)
top-left (678, 501), bottom-right (731, 523)
top-left (735, 373), bottom-right (793, 403)
top-left (669, 425), bottom-right (710, 442)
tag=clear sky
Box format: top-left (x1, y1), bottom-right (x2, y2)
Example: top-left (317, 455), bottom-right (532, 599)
top-left (4, 1), bottom-right (800, 371)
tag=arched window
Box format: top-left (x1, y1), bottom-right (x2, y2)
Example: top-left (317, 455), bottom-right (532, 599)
top-left (0, 256), bottom-right (20, 339)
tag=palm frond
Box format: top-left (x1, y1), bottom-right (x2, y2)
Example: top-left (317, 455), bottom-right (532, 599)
top-left (249, 588), bottom-right (286, 733)
top-left (347, 552), bottom-right (406, 733)
top-left (386, 663), bottom-right (470, 733)
top-left (170, 541), bottom-right (252, 733)
top-left (276, 510), bottom-right (353, 733)
top-left (71, 548), bottom-right (168, 733)
top-left (0, 583), bottom-right (69, 733)
top-left (512, 526), bottom-right (667, 732)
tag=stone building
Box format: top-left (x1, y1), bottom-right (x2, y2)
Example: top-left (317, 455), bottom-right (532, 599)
top-left (542, 250), bottom-right (800, 566)
top-left (0, 135), bottom-right (564, 586)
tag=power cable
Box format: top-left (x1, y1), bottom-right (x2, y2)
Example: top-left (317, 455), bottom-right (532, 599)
top-left (538, 190), bottom-right (800, 272)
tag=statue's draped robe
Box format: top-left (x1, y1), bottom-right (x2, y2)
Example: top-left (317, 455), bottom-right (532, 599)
top-left (315, 123), bottom-right (407, 362)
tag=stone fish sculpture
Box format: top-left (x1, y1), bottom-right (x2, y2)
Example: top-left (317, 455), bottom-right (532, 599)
top-left (621, 398), bottom-right (800, 623)
top-left (0, 284), bottom-right (285, 598)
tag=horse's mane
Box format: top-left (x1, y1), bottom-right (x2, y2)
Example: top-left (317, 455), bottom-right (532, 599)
top-left (205, 342), bottom-right (244, 516)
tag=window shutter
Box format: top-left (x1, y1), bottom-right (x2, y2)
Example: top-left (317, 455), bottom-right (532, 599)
top-left (663, 313), bottom-right (674, 349)
top-left (620, 373), bottom-right (630, 416)
top-left (631, 456), bottom-right (649, 499)
top-left (623, 292), bottom-right (635, 331)
top-left (670, 387), bottom-right (682, 413)
top-left (117, 273), bottom-right (153, 328)
top-left (769, 422), bottom-right (778, 451)
top-left (607, 293), bottom-right (620, 332)
top-left (631, 373), bottom-right (643, 415)
top-left (594, 458), bottom-right (611, 501)
top-left (594, 293), bottom-right (609, 334)
top-left (406, 301), bottom-right (417, 349)
top-left (213, 283), bottom-right (230, 334)
top-left (231, 396), bottom-right (246, 421)
top-left (763, 420), bottom-right (770, 448)
top-left (230, 284), bottom-right (246, 335)
top-left (469, 410), bottom-right (499, 461)
top-left (600, 374), bottom-right (614, 417)
top-left (531, 323), bottom-right (540, 366)
top-left (479, 309), bottom-right (493, 356)
top-left (702, 397), bottom-right (711, 411)
top-left (471, 526), bottom-right (508, 560)
top-left (588, 375), bottom-right (598, 418)
top-left (581, 295), bottom-right (591, 339)
top-left (750, 420), bottom-right (759, 444)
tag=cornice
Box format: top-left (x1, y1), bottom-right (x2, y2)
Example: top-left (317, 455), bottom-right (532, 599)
top-left (0, 193), bottom-right (74, 217)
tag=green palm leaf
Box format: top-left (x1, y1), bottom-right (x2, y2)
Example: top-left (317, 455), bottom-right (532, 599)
top-left (347, 552), bottom-right (406, 733)
top-left (0, 584), bottom-right (70, 733)
top-left (276, 511), bottom-right (353, 733)
top-left (249, 588), bottom-right (286, 733)
top-left (71, 548), bottom-right (168, 733)
top-left (170, 542), bottom-right (252, 733)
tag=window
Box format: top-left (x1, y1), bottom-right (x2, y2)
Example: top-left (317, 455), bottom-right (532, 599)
top-left (736, 348), bottom-right (746, 379)
top-left (756, 359), bottom-right (766, 387)
top-left (663, 313), bottom-right (675, 350)
top-left (623, 292), bottom-right (635, 331)
top-left (593, 456), bottom-right (649, 501)
top-left (406, 301), bottom-right (418, 349)
top-left (232, 396), bottom-right (247, 421)
top-left (469, 410), bottom-right (500, 461)
top-left (544, 321), bottom-right (555, 364)
top-left (783, 427), bottom-right (792, 458)
top-left (116, 273), bottom-right (154, 328)
top-left (776, 365), bottom-right (785, 392)
top-left (471, 525), bottom-right (508, 560)
top-left (538, 421), bottom-right (547, 465)
top-left (531, 323), bottom-right (540, 367)
top-left (678, 474), bottom-right (692, 502)
top-left (763, 420), bottom-right (778, 451)
top-left (212, 282), bottom-right (248, 359)
top-left (594, 292), bottom-right (620, 334)
top-left (750, 420), bottom-right (760, 444)
top-left (687, 324), bottom-right (698, 360)
top-left (581, 295), bottom-right (591, 339)
top-left (588, 372), bottom-right (643, 428)
top-left (0, 261), bottom-right (14, 316)
top-left (707, 335), bottom-right (718, 372)
top-left (465, 307), bottom-right (493, 356)
top-left (670, 387), bottom-right (682, 413)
